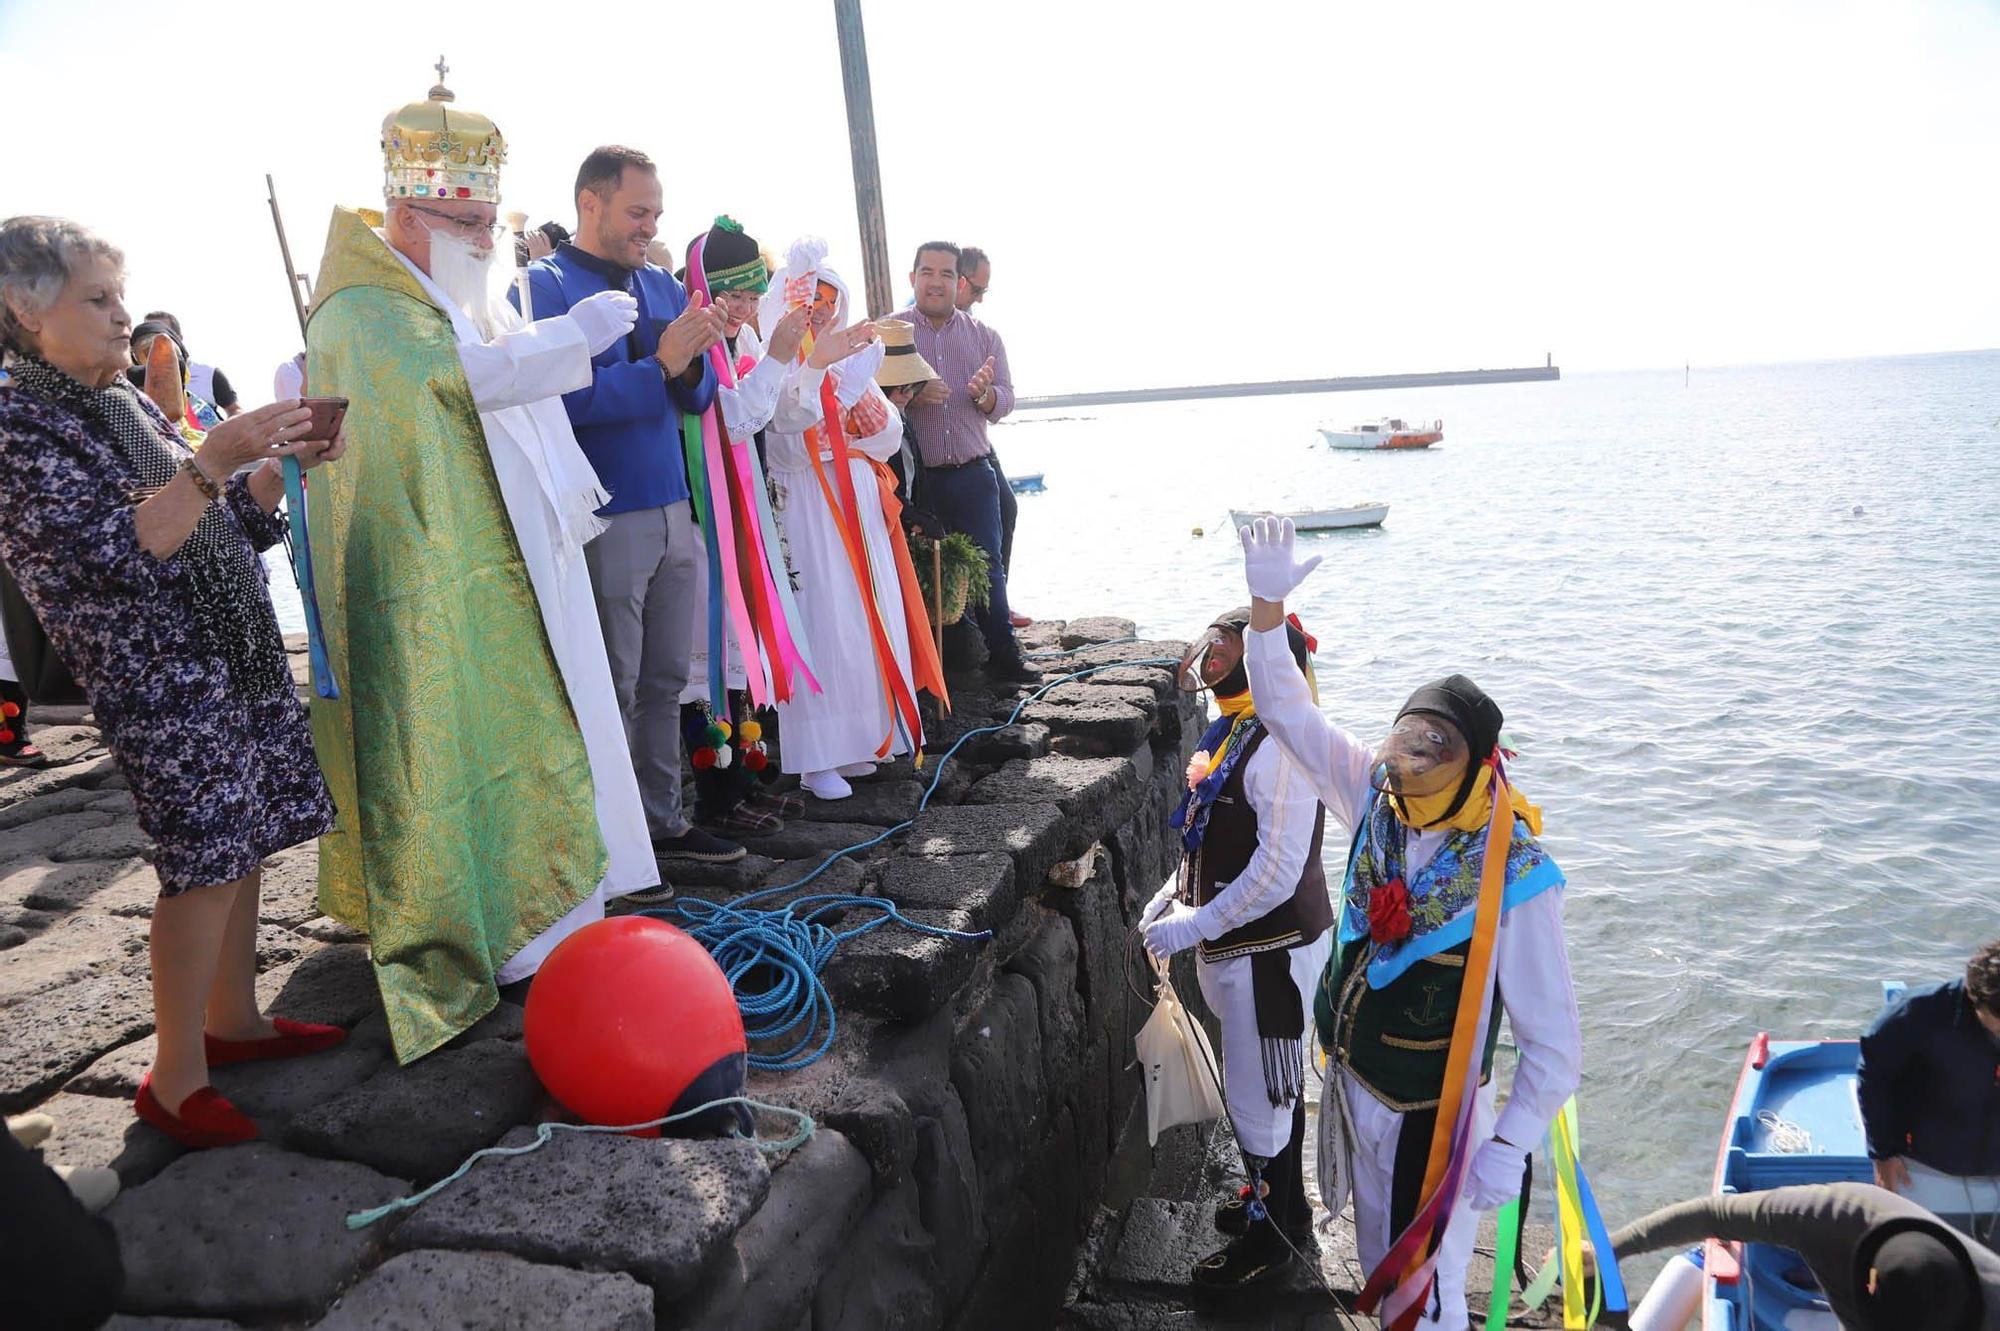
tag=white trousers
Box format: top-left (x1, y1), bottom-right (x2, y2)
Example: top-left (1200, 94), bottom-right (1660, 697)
top-left (1340, 1072), bottom-right (1499, 1331)
top-left (1194, 935), bottom-right (1331, 1159)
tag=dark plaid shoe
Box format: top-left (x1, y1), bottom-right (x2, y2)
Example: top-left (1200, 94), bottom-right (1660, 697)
top-left (708, 803), bottom-right (783, 837)
top-left (746, 787), bottom-right (806, 819)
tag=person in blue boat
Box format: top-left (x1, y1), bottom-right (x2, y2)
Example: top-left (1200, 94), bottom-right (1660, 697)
top-left (1235, 516), bottom-right (1584, 1331)
top-left (1858, 938), bottom-right (2000, 1245)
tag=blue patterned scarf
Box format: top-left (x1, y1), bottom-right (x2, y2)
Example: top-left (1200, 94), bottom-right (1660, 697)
top-left (1174, 711), bottom-right (1262, 853)
top-left (1340, 789), bottom-right (1564, 987)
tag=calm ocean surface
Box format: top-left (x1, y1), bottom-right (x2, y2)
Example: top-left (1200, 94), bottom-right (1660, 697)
top-left (267, 349), bottom-right (2000, 1227)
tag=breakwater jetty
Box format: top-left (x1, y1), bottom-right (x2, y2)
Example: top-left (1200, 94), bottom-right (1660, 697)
top-left (1017, 363), bottom-right (1560, 412)
top-left (3, 622), bottom-right (1560, 1328)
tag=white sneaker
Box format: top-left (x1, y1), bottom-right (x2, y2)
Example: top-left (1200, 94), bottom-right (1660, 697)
top-left (802, 770), bottom-right (853, 801)
top-left (835, 761), bottom-right (878, 779)
top-left (54, 1164), bottom-right (120, 1214)
top-left (7, 1112), bottom-right (54, 1149)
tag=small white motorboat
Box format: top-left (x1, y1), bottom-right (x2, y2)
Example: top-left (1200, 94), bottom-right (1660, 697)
top-left (1229, 503), bottom-right (1389, 532)
top-left (1318, 418), bottom-right (1443, 450)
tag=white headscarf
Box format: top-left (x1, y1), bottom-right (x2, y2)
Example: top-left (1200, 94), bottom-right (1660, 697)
top-left (758, 237), bottom-right (885, 405)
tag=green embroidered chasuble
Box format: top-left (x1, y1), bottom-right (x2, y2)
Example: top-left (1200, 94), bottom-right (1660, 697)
top-left (305, 206), bottom-right (605, 1064)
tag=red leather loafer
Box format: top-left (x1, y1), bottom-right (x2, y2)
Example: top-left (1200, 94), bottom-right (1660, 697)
top-left (135, 1074), bottom-right (258, 1149)
top-left (204, 1018), bottom-right (348, 1067)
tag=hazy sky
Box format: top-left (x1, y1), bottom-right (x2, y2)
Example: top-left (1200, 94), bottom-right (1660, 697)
top-left (3, 0), bottom-right (1997, 401)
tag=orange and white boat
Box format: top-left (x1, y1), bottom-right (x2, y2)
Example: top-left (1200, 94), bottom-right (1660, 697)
top-left (1317, 417), bottom-right (1443, 450)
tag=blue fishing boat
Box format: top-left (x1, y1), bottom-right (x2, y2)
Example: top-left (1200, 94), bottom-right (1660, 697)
top-left (1009, 472), bottom-right (1046, 495)
top-left (1698, 1025), bottom-right (1876, 1330)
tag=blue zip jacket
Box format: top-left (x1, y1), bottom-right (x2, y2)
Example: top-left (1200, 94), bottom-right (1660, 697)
top-left (1857, 978), bottom-right (2000, 1177)
top-left (515, 242), bottom-right (716, 514)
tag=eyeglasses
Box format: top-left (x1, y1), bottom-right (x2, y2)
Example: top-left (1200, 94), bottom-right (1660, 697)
top-left (962, 278), bottom-right (988, 298)
top-left (408, 205), bottom-right (507, 240)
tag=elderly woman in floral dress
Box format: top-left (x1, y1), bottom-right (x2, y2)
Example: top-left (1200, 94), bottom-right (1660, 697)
top-left (0, 215), bottom-right (347, 1148)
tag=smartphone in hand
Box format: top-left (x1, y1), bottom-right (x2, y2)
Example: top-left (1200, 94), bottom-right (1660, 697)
top-left (300, 396), bottom-right (349, 443)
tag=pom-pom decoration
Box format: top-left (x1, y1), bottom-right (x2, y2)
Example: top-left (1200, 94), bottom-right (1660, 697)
top-left (712, 747), bottom-right (733, 770)
top-left (704, 723), bottom-right (730, 747)
top-left (738, 720), bottom-right (763, 744)
top-left (0, 729), bottom-right (14, 744)
top-left (743, 748), bottom-right (769, 773)
top-left (691, 748), bottom-right (717, 770)
top-left (0, 701), bottom-right (18, 719)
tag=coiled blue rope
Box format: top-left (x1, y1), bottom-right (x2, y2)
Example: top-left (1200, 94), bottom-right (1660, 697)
top-left (645, 655), bottom-right (1180, 1072)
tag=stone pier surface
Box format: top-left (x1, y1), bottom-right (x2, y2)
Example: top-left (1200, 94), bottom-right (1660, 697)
top-left (3, 623), bottom-right (1569, 1328)
top-left (1, 621), bottom-right (1172, 1326)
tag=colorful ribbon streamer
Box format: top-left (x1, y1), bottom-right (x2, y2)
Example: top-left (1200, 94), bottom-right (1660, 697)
top-left (1357, 757), bottom-right (1513, 1330)
top-left (1484, 1197), bottom-right (1523, 1331)
top-left (280, 455), bottom-right (339, 699)
top-left (806, 377), bottom-right (922, 759)
top-left (678, 236), bottom-right (819, 709)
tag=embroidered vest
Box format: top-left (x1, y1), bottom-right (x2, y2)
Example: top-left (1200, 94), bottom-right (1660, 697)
top-left (1321, 937), bottom-right (1503, 1113)
top-left (1189, 726), bottom-right (1333, 962)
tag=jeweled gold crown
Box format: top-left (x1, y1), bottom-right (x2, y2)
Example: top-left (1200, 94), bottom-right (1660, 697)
top-left (382, 57), bottom-right (506, 204)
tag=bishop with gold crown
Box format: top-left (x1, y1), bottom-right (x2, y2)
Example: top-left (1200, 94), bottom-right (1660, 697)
top-left (306, 63), bottom-right (660, 1063)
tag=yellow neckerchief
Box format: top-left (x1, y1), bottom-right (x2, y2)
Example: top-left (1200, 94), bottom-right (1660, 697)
top-left (1195, 658), bottom-right (1320, 782)
top-left (1194, 690), bottom-right (1258, 782)
top-left (1390, 761), bottom-right (1543, 836)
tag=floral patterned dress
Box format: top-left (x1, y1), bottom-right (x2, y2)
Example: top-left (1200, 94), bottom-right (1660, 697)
top-left (0, 373), bottom-right (333, 894)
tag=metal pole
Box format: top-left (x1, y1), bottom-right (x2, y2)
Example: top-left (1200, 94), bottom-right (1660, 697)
top-left (833, 0), bottom-right (893, 320)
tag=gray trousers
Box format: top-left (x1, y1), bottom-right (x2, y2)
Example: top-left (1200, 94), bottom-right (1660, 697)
top-left (585, 501), bottom-right (696, 839)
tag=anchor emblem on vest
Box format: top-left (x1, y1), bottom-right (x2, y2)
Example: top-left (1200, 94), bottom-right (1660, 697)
top-left (1404, 983), bottom-right (1449, 1027)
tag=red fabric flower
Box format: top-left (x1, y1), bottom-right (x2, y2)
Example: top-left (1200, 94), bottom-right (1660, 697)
top-left (1368, 877), bottom-right (1412, 944)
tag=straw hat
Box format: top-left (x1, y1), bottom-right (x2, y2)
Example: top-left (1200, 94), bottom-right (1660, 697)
top-left (873, 320), bottom-right (938, 388)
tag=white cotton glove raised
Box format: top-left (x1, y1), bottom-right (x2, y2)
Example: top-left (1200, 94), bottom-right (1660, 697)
top-left (568, 290), bottom-right (640, 357)
top-left (1138, 883), bottom-right (1178, 929)
top-left (1465, 1137), bottom-right (1529, 1211)
top-left (1143, 902), bottom-right (1206, 960)
top-left (1239, 516), bottom-right (1324, 602)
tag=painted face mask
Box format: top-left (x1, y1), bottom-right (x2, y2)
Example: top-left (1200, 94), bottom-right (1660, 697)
top-left (1369, 711), bottom-right (1470, 799)
top-left (1178, 624), bottom-right (1247, 696)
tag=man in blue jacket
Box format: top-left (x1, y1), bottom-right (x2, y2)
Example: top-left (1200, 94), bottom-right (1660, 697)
top-left (522, 144), bottom-right (740, 881)
top-left (1858, 938), bottom-right (2000, 1245)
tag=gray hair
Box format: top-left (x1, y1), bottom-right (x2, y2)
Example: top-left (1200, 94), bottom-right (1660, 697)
top-left (0, 216), bottom-right (124, 356)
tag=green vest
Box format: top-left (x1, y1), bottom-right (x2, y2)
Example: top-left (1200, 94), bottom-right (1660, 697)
top-left (1318, 938), bottom-right (1502, 1112)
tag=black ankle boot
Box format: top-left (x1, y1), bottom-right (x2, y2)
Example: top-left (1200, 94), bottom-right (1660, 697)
top-left (1191, 1218), bottom-right (1293, 1289)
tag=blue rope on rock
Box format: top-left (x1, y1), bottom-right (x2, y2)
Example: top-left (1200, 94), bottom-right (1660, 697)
top-left (343, 1095), bottom-right (816, 1230)
top-left (650, 656), bottom-right (1180, 1072)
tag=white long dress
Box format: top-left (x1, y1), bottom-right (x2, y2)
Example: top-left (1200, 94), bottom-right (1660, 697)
top-left (384, 245), bottom-right (658, 981)
top-left (764, 339), bottom-right (917, 772)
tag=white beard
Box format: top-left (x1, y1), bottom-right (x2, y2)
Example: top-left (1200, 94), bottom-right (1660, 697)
top-left (429, 229), bottom-right (515, 342)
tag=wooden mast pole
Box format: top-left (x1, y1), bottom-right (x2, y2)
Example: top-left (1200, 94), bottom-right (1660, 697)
top-left (833, 0), bottom-right (893, 320)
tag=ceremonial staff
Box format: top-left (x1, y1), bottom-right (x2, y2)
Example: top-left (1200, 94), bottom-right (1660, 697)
top-left (263, 175), bottom-right (341, 699)
top-left (504, 210), bottom-right (534, 320)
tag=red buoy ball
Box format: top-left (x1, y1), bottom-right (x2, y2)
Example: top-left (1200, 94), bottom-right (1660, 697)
top-left (524, 916), bottom-right (748, 1133)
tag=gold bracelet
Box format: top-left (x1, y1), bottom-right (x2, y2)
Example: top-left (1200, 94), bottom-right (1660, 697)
top-left (178, 455), bottom-right (223, 502)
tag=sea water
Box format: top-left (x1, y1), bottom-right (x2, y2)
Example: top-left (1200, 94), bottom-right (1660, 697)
top-left (266, 348), bottom-right (2000, 1227)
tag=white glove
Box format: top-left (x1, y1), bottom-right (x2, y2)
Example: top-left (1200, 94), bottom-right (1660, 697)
top-left (1143, 902), bottom-right (1206, 960)
top-left (1465, 1137), bottom-right (1529, 1211)
top-left (568, 290), bottom-right (640, 357)
top-left (1138, 884), bottom-right (1177, 929)
top-left (1239, 516), bottom-right (1324, 602)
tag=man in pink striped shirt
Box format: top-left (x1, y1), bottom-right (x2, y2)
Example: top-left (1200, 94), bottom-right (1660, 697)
top-left (896, 241), bottom-right (1033, 683)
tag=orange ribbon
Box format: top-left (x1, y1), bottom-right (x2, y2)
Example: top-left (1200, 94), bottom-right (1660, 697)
top-left (805, 379), bottom-right (924, 757)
